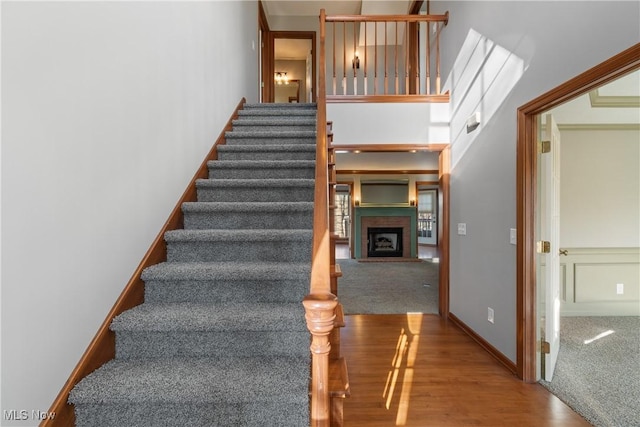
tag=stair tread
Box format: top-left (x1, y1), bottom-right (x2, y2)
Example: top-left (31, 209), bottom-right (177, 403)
top-left (207, 160), bottom-right (315, 168)
top-left (111, 302), bottom-right (306, 332)
top-left (226, 130), bottom-right (316, 138)
top-left (165, 229), bottom-right (313, 242)
top-left (217, 144), bottom-right (316, 152)
top-left (233, 118), bottom-right (316, 125)
top-left (196, 178), bottom-right (314, 188)
top-left (69, 356), bottom-right (309, 404)
top-left (142, 261), bottom-right (310, 281)
top-left (243, 102), bottom-right (316, 109)
top-left (182, 201), bottom-right (314, 213)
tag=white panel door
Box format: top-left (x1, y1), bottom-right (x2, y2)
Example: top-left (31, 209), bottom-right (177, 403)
top-left (542, 114), bottom-right (561, 381)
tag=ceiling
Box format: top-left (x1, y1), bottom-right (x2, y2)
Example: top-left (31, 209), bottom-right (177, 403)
top-left (262, 0), bottom-right (414, 19)
top-left (262, 1), bottom-right (362, 17)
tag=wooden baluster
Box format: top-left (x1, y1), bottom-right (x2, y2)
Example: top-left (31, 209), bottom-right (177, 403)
top-left (415, 22), bottom-right (420, 94)
top-left (436, 22), bottom-right (442, 95)
top-left (374, 22), bottom-right (378, 95)
top-left (332, 22), bottom-right (336, 96)
top-left (353, 22), bottom-right (357, 95)
top-left (395, 21), bottom-right (399, 95)
top-left (342, 22), bottom-right (346, 95)
top-left (405, 21), bottom-right (409, 94)
top-left (426, 21), bottom-right (431, 95)
top-left (364, 22), bottom-right (368, 95)
top-left (304, 294), bottom-right (338, 427)
top-left (384, 21), bottom-right (388, 95)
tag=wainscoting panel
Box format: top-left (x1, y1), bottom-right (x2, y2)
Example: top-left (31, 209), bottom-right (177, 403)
top-left (560, 248), bottom-right (640, 316)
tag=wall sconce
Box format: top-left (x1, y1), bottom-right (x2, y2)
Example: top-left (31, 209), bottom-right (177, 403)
top-left (274, 71), bottom-right (289, 85)
top-left (352, 53), bottom-right (360, 69)
top-left (410, 199), bottom-right (416, 206)
top-left (466, 111), bottom-right (481, 133)
top-left (354, 199), bottom-right (360, 206)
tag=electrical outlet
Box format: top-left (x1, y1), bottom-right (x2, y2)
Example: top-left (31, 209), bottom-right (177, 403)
top-left (510, 228), bottom-right (517, 245)
top-left (457, 223), bottom-right (467, 235)
top-left (488, 307), bottom-right (494, 324)
top-left (617, 283), bottom-right (624, 295)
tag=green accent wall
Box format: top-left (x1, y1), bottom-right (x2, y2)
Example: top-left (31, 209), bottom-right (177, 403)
top-left (354, 206), bottom-right (417, 258)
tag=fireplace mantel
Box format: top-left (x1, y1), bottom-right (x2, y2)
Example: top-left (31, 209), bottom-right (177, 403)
top-left (354, 206), bottom-right (417, 259)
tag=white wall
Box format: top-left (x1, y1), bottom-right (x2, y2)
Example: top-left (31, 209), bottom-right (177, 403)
top-left (431, 1), bottom-right (639, 362)
top-left (560, 129), bottom-right (640, 248)
top-left (0, 1), bottom-right (258, 424)
top-left (328, 103), bottom-right (450, 144)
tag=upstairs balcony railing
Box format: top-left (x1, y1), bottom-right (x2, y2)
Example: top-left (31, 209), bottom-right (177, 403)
top-left (321, 10), bottom-right (449, 102)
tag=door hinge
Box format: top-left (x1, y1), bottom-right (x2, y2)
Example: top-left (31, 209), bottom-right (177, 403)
top-left (537, 240), bottom-right (551, 254)
top-left (541, 340), bottom-right (550, 354)
top-left (538, 140), bottom-right (551, 154)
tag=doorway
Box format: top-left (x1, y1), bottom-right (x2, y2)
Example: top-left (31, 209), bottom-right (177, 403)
top-left (417, 187), bottom-right (438, 246)
top-left (264, 31), bottom-right (316, 104)
top-left (516, 43), bottom-right (640, 383)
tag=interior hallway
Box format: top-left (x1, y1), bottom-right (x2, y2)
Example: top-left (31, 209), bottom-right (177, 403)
top-left (340, 314), bottom-right (589, 426)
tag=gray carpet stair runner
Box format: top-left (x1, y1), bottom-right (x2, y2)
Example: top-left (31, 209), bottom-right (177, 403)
top-left (69, 103), bottom-right (317, 427)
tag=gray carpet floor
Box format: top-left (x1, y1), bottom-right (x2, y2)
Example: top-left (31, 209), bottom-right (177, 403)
top-left (540, 316), bottom-right (640, 427)
top-left (336, 258), bottom-right (439, 314)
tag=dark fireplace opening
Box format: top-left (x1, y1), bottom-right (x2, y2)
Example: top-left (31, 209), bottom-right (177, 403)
top-left (367, 227), bottom-right (403, 257)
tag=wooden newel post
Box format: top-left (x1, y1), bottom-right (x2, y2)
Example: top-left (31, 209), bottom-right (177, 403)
top-left (304, 293), bottom-right (338, 427)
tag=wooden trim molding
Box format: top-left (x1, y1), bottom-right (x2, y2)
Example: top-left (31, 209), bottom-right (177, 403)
top-left (331, 144), bottom-right (448, 152)
top-left (438, 147), bottom-right (450, 318)
top-left (337, 169), bottom-right (439, 175)
top-left (410, 0), bottom-right (425, 15)
top-left (516, 42), bottom-right (640, 383)
top-left (327, 94), bottom-right (450, 103)
top-left (448, 313), bottom-right (518, 375)
top-left (259, 1), bottom-right (271, 103)
top-left (42, 98), bottom-right (246, 427)
top-left (258, 1), bottom-right (269, 32)
top-left (558, 123), bottom-right (640, 131)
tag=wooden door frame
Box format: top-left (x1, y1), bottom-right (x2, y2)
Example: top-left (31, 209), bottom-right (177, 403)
top-left (258, 1), bottom-right (270, 103)
top-left (516, 43), bottom-right (640, 382)
top-left (266, 31), bottom-right (317, 103)
top-left (438, 148), bottom-right (450, 317)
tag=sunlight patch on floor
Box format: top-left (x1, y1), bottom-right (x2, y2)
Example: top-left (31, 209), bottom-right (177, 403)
top-left (583, 329), bottom-right (614, 345)
top-left (380, 314), bottom-right (423, 426)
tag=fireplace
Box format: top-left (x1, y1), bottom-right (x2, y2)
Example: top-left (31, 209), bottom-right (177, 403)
top-left (367, 227), bottom-right (403, 257)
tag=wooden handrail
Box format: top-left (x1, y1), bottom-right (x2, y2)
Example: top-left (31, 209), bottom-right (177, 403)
top-left (306, 8), bottom-right (337, 427)
top-left (326, 13), bottom-right (449, 23)
top-left (324, 11), bottom-right (449, 98)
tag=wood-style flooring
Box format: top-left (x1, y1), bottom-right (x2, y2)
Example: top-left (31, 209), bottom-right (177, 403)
top-left (340, 314), bottom-right (590, 426)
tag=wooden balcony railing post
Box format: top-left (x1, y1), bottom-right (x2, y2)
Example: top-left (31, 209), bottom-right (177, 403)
top-left (304, 294), bottom-right (338, 427)
top-left (308, 9), bottom-right (338, 427)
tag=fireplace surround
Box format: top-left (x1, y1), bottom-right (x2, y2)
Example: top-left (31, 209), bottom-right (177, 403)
top-left (355, 207), bottom-right (416, 259)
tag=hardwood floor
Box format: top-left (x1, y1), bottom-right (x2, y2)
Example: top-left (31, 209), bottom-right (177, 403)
top-left (340, 314), bottom-right (590, 426)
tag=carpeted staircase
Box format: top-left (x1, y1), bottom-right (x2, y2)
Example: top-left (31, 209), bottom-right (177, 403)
top-left (69, 103), bottom-right (318, 427)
